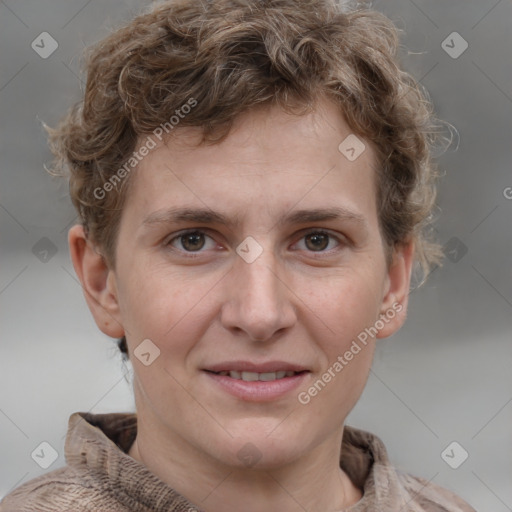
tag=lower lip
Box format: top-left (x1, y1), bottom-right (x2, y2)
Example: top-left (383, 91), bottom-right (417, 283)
top-left (203, 371), bottom-right (309, 402)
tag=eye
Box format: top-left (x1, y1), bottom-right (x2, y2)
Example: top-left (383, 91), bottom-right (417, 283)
top-left (166, 230), bottom-right (217, 253)
top-left (165, 228), bottom-right (345, 256)
top-left (294, 230), bottom-right (342, 252)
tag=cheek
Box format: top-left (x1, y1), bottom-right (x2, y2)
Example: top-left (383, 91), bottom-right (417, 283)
top-left (297, 271), bottom-right (383, 351)
top-left (123, 268), bottom-right (220, 417)
top-left (118, 260), bottom-right (217, 352)
top-left (297, 279), bottom-right (378, 418)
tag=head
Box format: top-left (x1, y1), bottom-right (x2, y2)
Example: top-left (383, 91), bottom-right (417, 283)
top-left (51, 0), bottom-right (443, 470)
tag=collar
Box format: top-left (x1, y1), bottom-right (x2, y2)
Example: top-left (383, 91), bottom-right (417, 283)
top-left (64, 411), bottom-right (407, 511)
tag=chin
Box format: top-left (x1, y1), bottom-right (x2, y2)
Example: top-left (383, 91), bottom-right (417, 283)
top-left (216, 419), bottom-right (307, 470)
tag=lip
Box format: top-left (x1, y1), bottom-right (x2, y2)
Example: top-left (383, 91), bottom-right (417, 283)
top-left (202, 363), bottom-right (310, 402)
top-left (204, 361), bottom-right (309, 373)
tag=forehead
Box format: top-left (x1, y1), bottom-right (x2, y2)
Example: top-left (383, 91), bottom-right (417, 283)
top-left (124, 98), bottom-right (378, 228)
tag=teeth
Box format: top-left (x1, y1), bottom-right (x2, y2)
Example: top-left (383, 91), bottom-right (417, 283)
top-left (241, 371), bottom-right (259, 381)
top-left (215, 370), bottom-right (299, 381)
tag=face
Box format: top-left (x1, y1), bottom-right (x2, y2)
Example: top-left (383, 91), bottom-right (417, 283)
top-left (78, 96), bottom-right (412, 469)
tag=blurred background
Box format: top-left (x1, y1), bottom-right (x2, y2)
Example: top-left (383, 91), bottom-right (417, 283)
top-left (1, 0), bottom-right (511, 509)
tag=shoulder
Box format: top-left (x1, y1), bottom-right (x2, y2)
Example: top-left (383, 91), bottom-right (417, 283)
top-left (341, 426), bottom-right (477, 512)
top-left (396, 470), bottom-right (477, 512)
top-left (0, 465), bottom-right (122, 512)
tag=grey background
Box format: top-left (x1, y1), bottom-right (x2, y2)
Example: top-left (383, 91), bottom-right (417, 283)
top-left (1, 0), bottom-right (511, 510)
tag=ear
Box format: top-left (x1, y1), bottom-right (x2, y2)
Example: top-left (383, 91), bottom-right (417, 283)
top-left (68, 224), bottom-right (125, 338)
top-left (376, 241), bottom-right (414, 339)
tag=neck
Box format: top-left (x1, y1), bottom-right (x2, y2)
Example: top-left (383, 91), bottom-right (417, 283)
top-left (128, 412), bottom-right (363, 512)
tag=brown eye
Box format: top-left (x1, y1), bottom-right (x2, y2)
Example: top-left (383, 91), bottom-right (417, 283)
top-left (180, 232), bottom-right (205, 251)
top-left (166, 229), bottom-right (219, 256)
top-left (163, 229), bottom-right (222, 258)
top-left (304, 232), bottom-right (331, 251)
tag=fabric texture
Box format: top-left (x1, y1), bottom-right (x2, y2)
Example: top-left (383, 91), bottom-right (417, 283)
top-left (0, 412), bottom-right (477, 512)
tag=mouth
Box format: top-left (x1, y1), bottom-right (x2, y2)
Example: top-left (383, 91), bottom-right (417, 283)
top-left (205, 370), bottom-right (308, 381)
top-left (202, 362), bottom-right (310, 401)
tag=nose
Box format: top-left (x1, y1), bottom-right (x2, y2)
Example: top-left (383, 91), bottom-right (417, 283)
top-left (219, 244), bottom-right (297, 342)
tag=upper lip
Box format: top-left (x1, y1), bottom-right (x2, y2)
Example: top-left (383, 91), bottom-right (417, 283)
top-left (204, 361), bottom-right (309, 373)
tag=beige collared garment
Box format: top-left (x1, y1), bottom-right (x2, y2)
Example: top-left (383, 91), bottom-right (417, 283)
top-left (0, 412), bottom-right (477, 512)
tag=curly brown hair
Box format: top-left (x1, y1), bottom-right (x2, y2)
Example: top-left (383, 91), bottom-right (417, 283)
top-left (45, 0), bottom-right (446, 355)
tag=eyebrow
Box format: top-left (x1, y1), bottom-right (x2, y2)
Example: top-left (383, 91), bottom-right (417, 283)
top-left (141, 206), bottom-right (368, 230)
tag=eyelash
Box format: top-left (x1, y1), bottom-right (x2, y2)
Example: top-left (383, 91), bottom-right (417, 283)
top-left (164, 228), bottom-right (346, 257)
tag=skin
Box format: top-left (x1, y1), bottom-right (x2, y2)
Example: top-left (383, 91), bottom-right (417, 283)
top-left (69, 96), bottom-right (414, 512)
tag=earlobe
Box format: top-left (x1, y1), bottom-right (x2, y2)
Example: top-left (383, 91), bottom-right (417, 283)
top-left (376, 241), bottom-right (414, 339)
top-left (68, 224), bottom-right (125, 338)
